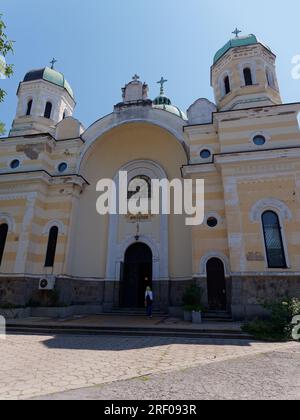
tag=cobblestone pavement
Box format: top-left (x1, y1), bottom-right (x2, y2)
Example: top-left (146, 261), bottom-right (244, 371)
top-left (0, 333), bottom-right (299, 400)
top-left (41, 345), bottom-right (300, 400)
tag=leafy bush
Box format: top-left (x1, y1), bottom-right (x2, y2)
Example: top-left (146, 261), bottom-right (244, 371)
top-left (182, 284), bottom-right (203, 312)
top-left (243, 298), bottom-right (300, 341)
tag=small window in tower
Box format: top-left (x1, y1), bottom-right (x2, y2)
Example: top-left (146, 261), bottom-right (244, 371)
top-left (243, 68), bottom-right (253, 86)
top-left (44, 102), bottom-right (53, 119)
top-left (26, 100), bottom-right (33, 116)
top-left (266, 69), bottom-right (275, 88)
top-left (224, 76), bottom-right (231, 95)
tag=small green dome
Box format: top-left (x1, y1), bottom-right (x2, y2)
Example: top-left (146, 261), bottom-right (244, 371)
top-left (213, 34), bottom-right (271, 64)
top-left (24, 66), bottom-right (74, 99)
top-left (153, 95), bottom-right (171, 106)
top-left (153, 94), bottom-right (187, 120)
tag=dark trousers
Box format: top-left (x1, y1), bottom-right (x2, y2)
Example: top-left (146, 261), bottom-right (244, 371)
top-left (146, 302), bottom-right (153, 317)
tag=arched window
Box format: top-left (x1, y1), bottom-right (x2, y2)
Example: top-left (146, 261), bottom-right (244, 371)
top-left (45, 226), bottom-right (59, 267)
top-left (0, 223), bottom-right (8, 266)
top-left (63, 111), bottom-right (67, 119)
top-left (128, 176), bottom-right (152, 200)
top-left (266, 69), bottom-right (275, 88)
top-left (44, 102), bottom-right (53, 119)
top-left (262, 211), bottom-right (287, 269)
top-left (224, 76), bottom-right (231, 95)
top-left (26, 100), bottom-right (33, 116)
top-left (243, 68), bottom-right (253, 86)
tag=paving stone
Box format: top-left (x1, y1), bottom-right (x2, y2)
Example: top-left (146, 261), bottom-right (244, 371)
top-left (0, 333), bottom-right (298, 400)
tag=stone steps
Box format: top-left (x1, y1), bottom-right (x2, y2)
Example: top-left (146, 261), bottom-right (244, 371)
top-left (6, 324), bottom-right (253, 341)
top-left (104, 308), bottom-right (167, 317)
top-left (203, 311), bottom-right (233, 323)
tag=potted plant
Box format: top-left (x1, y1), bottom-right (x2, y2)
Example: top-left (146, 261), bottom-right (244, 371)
top-left (182, 284), bottom-right (203, 323)
top-left (192, 305), bottom-right (203, 324)
top-left (183, 305), bottom-right (194, 322)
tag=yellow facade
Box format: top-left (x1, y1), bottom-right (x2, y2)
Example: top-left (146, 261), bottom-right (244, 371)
top-left (1, 34), bottom-right (300, 319)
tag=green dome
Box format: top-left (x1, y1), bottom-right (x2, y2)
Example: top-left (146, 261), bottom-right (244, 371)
top-left (153, 94), bottom-right (187, 120)
top-left (153, 95), bottom-right (172, 106)
top-left (24, 66), bottom-right (74, 99)
top-left (213, 34), bottom-right (271, 64)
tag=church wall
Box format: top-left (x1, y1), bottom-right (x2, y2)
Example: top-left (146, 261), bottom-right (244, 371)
top-left (216, 105), bottom-right (300, 154)
top-left (70, 123), bottom-right (192, 282)
top-left (223, 167), bottom-right (300, 273)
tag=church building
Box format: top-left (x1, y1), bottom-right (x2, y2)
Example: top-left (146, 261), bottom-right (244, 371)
top-left (1, 33), bottom-right (300, 319)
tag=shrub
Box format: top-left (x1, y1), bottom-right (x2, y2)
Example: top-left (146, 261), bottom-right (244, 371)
top-left (182, 284), bottom-right (203, 312)
top-left (243, 298), bottom-right (300, 341)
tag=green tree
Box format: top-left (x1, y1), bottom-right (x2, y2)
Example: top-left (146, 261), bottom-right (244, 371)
top-left (0, 13), bottom-right (14, 135)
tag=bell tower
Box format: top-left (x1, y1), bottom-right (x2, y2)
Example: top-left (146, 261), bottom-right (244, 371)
top-left (211, 31), bottom-right (282, 111)
top-left (10, 61), bottom-right (75, 137)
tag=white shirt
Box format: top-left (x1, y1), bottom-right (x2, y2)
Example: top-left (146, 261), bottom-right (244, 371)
top-left (145, 291), bottom-right (153, 301)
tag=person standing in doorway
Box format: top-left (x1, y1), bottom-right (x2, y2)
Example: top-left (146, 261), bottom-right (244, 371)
top-left (145, 286), bottom-right (153, 318)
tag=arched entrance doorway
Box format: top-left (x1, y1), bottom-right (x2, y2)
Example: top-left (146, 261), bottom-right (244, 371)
top-left (120, 243), bottom-right (153, 308)
top-left (206, 258), bottom-right (227, 311)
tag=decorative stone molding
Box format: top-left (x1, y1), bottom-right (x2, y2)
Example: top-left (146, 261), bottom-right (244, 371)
top-left (250, 198), bottom-right (292, 223)
top-left (105, 159), bottom-right (169, 281)
top-left (249, 130), bottom-right (271, 146)
top-left (42, 220), bottom-right (67, 236)
top-left (219, 70), bottom-right (233, 98)
top-left (238, 60), bottom-right (258, 86)
top-left (0, 213), bottom-right (16, 233)
top-left (14, 192), bottom-right (37, 273)
top-left (250, 198), bottom-right (291, 269)
top-left (198, 252), bottom-right (231, 278)
top-left (78, 107), bottom-right (188, 172)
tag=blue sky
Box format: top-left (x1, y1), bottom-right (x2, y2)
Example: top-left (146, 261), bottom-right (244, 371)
top-left (1, 0), bottom-right (300, 132)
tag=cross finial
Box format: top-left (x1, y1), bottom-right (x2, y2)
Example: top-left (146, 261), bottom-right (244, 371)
top-left (232, 28), bottom-right (242, 38)
top-left (132, 74), bottom-right (140, 82)
top-left (157, 76), bottom-right (168, 95)
top-left (50, 58), bottom-right (57, 69)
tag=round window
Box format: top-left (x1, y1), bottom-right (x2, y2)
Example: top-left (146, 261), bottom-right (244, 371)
top-left (207, 217), bottom-right (218, 228)
top-left (253, 135), bottom-right (266, 146)
top-left (58, 162), bottom-right (68, 173)
top-left (10, 159), bottom-right (20, 169)
top-left (200, 149), bottom-right (211, 159)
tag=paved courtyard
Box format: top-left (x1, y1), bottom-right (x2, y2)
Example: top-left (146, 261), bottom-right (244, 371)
top-left (0, 333), bottom-right (299, 400)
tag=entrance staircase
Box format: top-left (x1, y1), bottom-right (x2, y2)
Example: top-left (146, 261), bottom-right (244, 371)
top-left (202, 311), bottom-right (233, 323)
top-left (7, 310), bottom-right (252, 340)
top-left (104, 307), bottom-right (168, 317)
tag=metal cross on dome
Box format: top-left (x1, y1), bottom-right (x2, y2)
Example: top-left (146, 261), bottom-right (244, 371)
top-left (232, 28), bottom-right (242, 38)
top-left (157, 76), bottom-right (168, 95)
top-left (132, 74), bottom-right (140, 82)
top-left (50, 58), bottom-right (57, 69)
